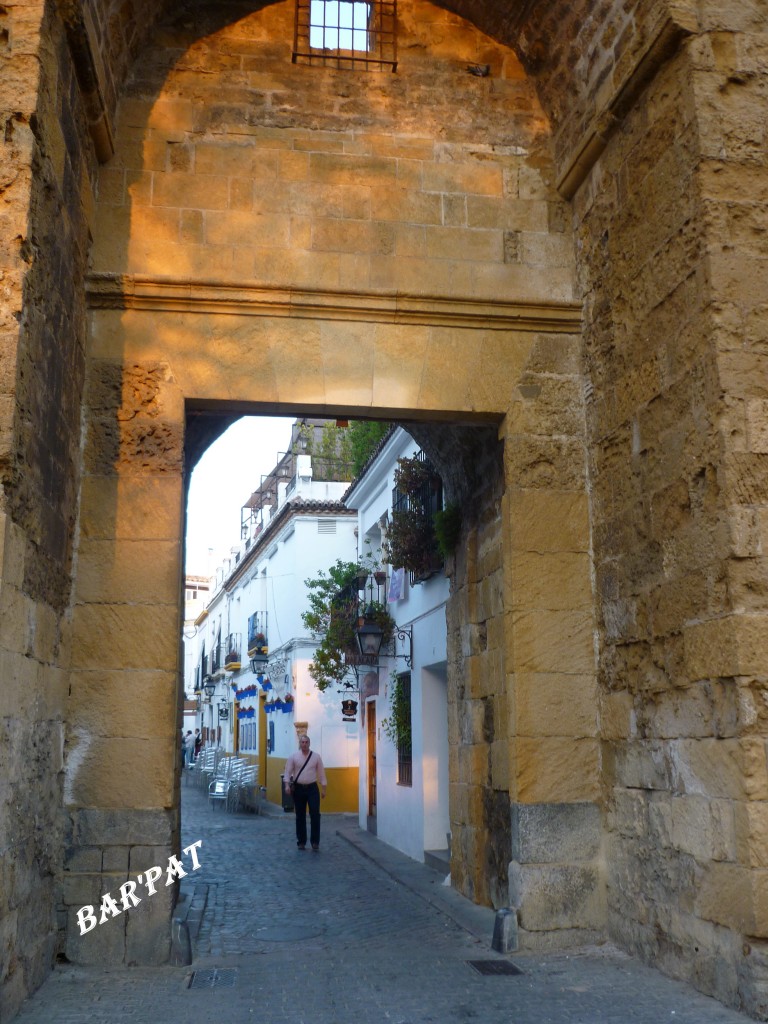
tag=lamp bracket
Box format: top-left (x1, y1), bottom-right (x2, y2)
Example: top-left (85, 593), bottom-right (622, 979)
top-left (394, 626), bottom-right (413, 669)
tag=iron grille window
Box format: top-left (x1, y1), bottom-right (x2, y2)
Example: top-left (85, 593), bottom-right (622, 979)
top-left (293, 0), bottom-right (397, 71)
top-left (247, 612), bottom-right (267, 653)
top-left (396, 672), bottom-right (412, 787)
top-left (211, 630), bottom-right (222, 673)
top-left (390, 450), bottom-right (443, 585)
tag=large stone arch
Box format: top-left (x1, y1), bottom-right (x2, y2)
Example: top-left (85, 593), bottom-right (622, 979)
top-left (65, 0), bottom-right (595, 965)
top-left (2, 0), bottom-right (768, 1018)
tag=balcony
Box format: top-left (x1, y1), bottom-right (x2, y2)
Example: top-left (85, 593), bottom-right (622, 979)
top-left (247, 611), bottom-right (268, 658)
top-left (224, 633), bottom-right (242, 672)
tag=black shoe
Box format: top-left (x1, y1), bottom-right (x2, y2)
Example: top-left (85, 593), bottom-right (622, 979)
top-left (297, 843), bottom-right (306, 850)
top-left (311, 844), bottom-right (319, 852)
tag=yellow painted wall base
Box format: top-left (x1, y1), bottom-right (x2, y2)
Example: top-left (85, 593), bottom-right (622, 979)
top-left (266, 758), bottom-right (358, 813)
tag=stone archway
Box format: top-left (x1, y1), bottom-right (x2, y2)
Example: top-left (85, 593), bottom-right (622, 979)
top-left (61, 0), bottom-right (598, 967)
top-left (6, 0), bottom-right (768, 1016)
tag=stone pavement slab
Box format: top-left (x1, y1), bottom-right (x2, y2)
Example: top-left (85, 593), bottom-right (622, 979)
top-left (12, 782), bottom-right (756, 1024)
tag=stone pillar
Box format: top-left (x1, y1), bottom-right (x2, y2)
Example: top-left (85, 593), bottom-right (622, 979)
top-left (502, 329), bottom-right (604, 947)
top-left (62, 359), bottom-right (185, 964)
top-left (569, 10), bottom-right (768, 1013)
top-left (1, 1), bottom-right (98, 1011)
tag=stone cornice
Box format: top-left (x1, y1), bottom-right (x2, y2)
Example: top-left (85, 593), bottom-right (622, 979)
top-left (55, 0), bottom-right (114, 162)
top-left (86, 274), bottom-right (582, 333)
top-left (556, 11), bottom-right (697, 199)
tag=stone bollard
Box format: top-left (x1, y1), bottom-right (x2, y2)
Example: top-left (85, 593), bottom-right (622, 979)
top-left (170, 918), bottom-right (192, 965)
top-left (491, 908), bottom-right (518, 953)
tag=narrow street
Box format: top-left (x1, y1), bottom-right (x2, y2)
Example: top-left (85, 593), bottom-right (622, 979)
top-left (13, 782), bottom-right (754, 1024)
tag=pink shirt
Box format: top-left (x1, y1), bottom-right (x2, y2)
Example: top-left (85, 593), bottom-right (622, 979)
top-left (284, 749), bottom-right (327, 787)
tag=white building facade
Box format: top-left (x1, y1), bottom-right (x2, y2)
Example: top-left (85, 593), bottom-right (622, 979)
top-left (344, 428), bottom-right (451, 868)
top-left (185, 451), bottom-right (360, 810)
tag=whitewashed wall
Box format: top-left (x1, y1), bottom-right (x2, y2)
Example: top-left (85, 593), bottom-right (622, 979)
top-left (184, 461), bottom-right (358, 775)
top-left (346, 428), bottom-right (451, 863)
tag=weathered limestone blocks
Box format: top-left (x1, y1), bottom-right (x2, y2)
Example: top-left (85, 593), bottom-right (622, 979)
top-left (90, 0), bottom-right (573, 309)
top-left (62, 810), bottom-right (176, 964)
top-left (87, 311), bottom-right (571, 424)
top-left (510, 802), bottom-right (604, 948)
top-left (4, 0), bottom-right (766, 1018)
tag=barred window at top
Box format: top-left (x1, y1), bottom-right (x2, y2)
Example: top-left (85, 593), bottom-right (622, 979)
top-left (293, 0), bottom-right (397, 72)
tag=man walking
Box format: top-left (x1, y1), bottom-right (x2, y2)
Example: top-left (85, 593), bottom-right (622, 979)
top-left (284, 734), bottom-right (327, 851)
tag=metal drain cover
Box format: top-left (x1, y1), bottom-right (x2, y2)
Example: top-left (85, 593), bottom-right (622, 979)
top-left (468, 960), bottom-right (523, 976)
top-left (188, 968), bottom-right (238, 989)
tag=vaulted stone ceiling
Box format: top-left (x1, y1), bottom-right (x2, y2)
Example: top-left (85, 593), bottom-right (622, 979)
top-left (71, 0), bottom-right (552, 128)
top-left (70, 0), bottom-right (663, 192)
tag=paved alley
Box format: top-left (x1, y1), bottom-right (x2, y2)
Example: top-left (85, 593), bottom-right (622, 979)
top-left (12, 781), bottom-right (756, 1024)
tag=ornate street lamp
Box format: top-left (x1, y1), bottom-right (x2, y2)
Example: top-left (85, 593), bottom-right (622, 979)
top-left (354, 615), bottom-right (385, 658)
top-left (203, 677), bottom-right (216, 699)
top-left (249, 652), bottom-right (269, 674)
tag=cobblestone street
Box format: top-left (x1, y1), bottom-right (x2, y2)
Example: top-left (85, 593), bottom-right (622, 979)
top-left (13, 781), bottom-right (755, 1024)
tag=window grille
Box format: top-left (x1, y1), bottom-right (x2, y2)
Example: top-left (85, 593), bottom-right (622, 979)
top-left (390, 449), bottom-right (444, 585)
top-left (293, 0), bottom-right (397, 71)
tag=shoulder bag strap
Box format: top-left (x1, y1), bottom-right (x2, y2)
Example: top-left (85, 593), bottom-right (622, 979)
top-left (293, 751), bottom-right (313, 784)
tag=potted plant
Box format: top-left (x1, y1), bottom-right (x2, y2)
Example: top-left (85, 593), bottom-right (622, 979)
top-left (248, 631), bottom-right (268, 656)
top-left (383, 455), bottom-right (444, 581)
top-left (302, 559), bottom-right (396, 691)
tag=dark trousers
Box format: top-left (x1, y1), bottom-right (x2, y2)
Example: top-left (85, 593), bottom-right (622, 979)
top-left (293, 782), bottom-right (321, 847)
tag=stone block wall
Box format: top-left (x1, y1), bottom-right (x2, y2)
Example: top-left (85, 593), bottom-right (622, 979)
top-left (62, 0), bottom-right (593, 973)
top-left (63, 356), bottom-right (185, 962)
top-left (88, 0), bottom-right (572, 304)
top-left (565, 7), bottom-right (768, 1016)
top-left (446, 440), bottom-right (509, 909)
top-left (4, 0), bottom-right (768, 1017)
top-left (501, 327), bottom-right (602, 948)
top-left (0, 1), bottom-right (98, 1018)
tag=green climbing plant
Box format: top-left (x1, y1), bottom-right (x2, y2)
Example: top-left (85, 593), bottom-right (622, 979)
top-left (381, 672), bottom-right (412, 750)
top-left (302, 559), bottom-right (395, 692)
